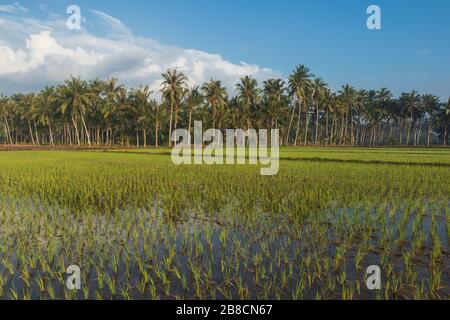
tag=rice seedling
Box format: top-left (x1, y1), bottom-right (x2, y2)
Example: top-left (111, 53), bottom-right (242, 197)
top-left (0, 148), bottom-right (447, 300)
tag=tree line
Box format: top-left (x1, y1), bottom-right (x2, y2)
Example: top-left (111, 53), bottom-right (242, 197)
top-left (1, 65), bottom-right (449, 147)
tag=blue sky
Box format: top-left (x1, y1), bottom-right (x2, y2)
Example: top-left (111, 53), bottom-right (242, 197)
top-left (1, 0), bottom-right (449, 99)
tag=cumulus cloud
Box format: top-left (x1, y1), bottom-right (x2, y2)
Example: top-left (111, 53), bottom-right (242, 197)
top-left (0, 6), bottom-right (280, 96)
top-left (0, 31), bottom-right (104, 74)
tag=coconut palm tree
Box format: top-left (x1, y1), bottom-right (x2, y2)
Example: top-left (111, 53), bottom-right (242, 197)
top-left (87, 79), bottom-right (105, 145)
top-left (400, 90), bottom-right (421, 146)
top-left (433, 104), bottom-right (449, 146)
top-left (161, 69), bottom-right (188, 147)
top-left (440, 98), bottom-right (450, 146)
top-left (115, 86), bottom-right (133, 145)
top-left (185, 86), bottom-right (204, 135)
top-left (310, 78), bottom-right (328, 145)
top-left (338, 85), bottom-right (357, 145)
top-left (131, 86), bottom-right (152, 147)
top-left (262, 79), bottom-right (287, 129)
top-left (149, 99), bottom-right (163, 147)
top-left (0, 94), bottom-right (13, 145)
top-left (288, 65), bottom-right (312, 145)
top-left (236, 76), bottom-right (260, 130)
top-left (201, 80), bottom-right (228, 130)
top-left (2, 63), bottom-right (449, 147)
top-left (375, 88), bottom-right (393, 145)
top-left (321, 88), bottom-right (335, 145)
top-left (102, 78), bottom-right (121, 145)
top-left (16, 93), bottom-right (40, 145)
top-left (226, 96), bottom-right (242, 129)
top-left (421, 94), bottom-right (439, 146)
top-left (58, 77), bottom-right (92, 146)
top-left (35, 86), bottom-right (57, 146)
top-left (363, 90), bottom-right (384, 146)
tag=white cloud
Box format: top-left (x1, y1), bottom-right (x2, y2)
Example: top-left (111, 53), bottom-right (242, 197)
top-left (89, 9), bottom-right (131, 37)
top-left (0, 7), bottom-right (280, 96)
top-left (0, 31), bottom-right (104, 75)
top-left (0, 2), bottom-right (28, 13)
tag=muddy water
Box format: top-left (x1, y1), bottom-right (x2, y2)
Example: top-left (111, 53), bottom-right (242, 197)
top-left (0, 200), bottom-right (448, 300)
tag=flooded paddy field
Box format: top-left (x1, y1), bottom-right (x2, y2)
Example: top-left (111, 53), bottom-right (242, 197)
top-left (0, 148), bottom-right (448, 300)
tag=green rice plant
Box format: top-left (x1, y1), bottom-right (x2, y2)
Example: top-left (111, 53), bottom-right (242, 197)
top-left (105, 274), bottom-right (117, 297)
top-left (46, 282), bottom-right (55, 299)
top-left (0, 275), bottom-right (5, 297)
top-left (9, 283), bottom-right (19, 300)
top-left (341, 283), bottom-right (354, 300)
top-left (120, 283), bottom-right (132, 300)
top-left (23, 288), bottom-right (31, 300)
top-left (338, 271), bottom-right (347, 286)
top-left (95, 290), bottom-right (103, 300)
top-left (414, 280), bottom-right (426, 300)
top-left (0, 148), bottom-right (448, 300)
top-left (429, 267), bottom-right (442, 296)
top-left (83, 285), bottom-right (90, 300)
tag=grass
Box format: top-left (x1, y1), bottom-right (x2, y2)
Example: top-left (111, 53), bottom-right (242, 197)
top-left (0, 147), bottom-right (448, 300)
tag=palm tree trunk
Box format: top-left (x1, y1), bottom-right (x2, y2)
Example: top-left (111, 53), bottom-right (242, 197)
top-left (65, 123), bottom-right (72, 145)
top-left (331, 112), bottom-right (336, 145)
top-left (136, 131), bottom-right (139, 147)
top-left (174, 102), bottom-right (178, 131)
top-left (188, 110), bottom-right (193, 137)
top-left (303, 103), bottom-right (310, 146)
top-left (168, 101), bottom-right (174, 147)
top-left (370, 128), bottom-right (375, 146)
top-left (413, 123), bottom-right (418, 146)
top-left (444, 128), bottom-right (448, 147)
top-left (3, 123), bottom-right (11, 145)
top-left (286, 104), bottom-right (296, 145)
top-left (380, 126), bottom-right (384, 145)
top-left (48, 123), bottom-right (54, 146)
top-left (314, 101), bottom-right (320, 145)
top-left (33, 121), bottom-right (40, 146)
top-left (155, 123), bottom-right (159, 147)
top-left (212, 103), bottom-right (217, 131)
top-left (417, 125), bottom-right (420, 145)
top-left (325, 109), bottom-right (329, 145)
top-left (399, 120), bottom-right (403, 145)
top-left (406, 111), bottom-right (413, 145)
top-left (294, 102), bottom-right (302, 146)
top-left (27, 121), bottom-right (35, 145)
top-left (389, 125), bottom-right (394, 145)
top-left (343, 112), bottom-right (348, 145)
top-left (71, 115), bottom-right (81, 145)
top-left (69, 125), bottom-right (73, 145)
top-left (4, 115), bottom-right (13, 145)
top-left (350, 108), bottom-right (354, 145)
top-left (80, 113), bottom-right (91, 146)
top-left (143, 129), bottom-right (147, 148)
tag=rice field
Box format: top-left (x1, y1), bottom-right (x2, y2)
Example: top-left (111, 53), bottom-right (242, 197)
top-left (0, 148), bottom-right (448, 300)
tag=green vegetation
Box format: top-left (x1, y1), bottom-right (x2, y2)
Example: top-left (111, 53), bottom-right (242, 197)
top-left (0, 147), bottom-right (448, 300)
top-left (1, 66), bottom-right (450, 148)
